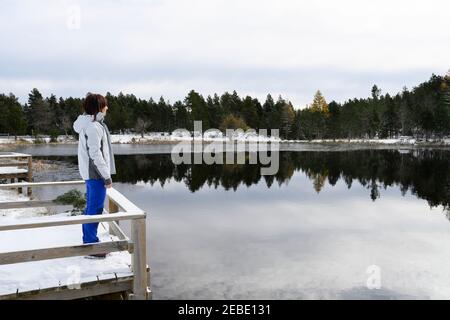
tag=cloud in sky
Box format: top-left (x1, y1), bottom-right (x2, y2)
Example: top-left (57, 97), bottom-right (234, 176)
top-left (0, 0), bottom-right (449, 107)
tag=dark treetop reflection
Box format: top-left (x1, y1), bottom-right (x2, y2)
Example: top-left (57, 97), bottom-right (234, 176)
top-left (51, 149), bottom-right (450, 210)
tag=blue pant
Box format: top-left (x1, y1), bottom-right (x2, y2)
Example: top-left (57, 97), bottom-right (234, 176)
top-left (82, 179), bottom-right (106, 244)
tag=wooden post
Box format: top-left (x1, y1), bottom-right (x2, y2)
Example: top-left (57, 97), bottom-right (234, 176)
top-left (146, 265), bottom-right (152, 299)
top-left (10, 178), bottom-right (18, 194)
top-left (108, 197), bottom-right (120, 230)
top-left (17, 179), bottom-right (22, 194)
top-left (27, 156), bottom-right (33, 196)
top-left (108, 198), bottom-right (119, 214)
top-left (130, 218), bottom-right (148, 300)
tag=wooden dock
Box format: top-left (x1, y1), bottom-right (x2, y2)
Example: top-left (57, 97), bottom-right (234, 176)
top-left (0, 181), bottom-right (151, 300)
top-left (0, 152), bottom-right (33, 195)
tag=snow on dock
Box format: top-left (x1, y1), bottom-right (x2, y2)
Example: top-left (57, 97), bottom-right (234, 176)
top-left (0, 223), bottom-right (132, 296)
top-left (0, 188), bottom-right (131, 296)
top-left (0, 152), bottom-right (33, 196)
top-left (0, 167), bottom-right (27, 175)
top-left (0, 182), bottom-right (150, 300)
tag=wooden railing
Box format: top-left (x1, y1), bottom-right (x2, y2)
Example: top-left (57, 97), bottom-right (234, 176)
top-left (0, 180), bottom-right (150, 300)
top-left (0, 153), bottom-right (33, 195)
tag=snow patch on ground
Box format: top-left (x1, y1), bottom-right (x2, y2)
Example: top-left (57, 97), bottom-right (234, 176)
top-left (0, 188), bottom-right (47, 221)
top-left (0, 135), bottom-right (76, 145)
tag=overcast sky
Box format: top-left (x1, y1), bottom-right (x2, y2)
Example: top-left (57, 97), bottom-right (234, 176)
top-left (0, 0), bottom-right (449, 108)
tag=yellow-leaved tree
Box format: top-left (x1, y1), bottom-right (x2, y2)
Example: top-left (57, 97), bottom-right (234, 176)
top-left (310, 90), bottom-right (329, 114)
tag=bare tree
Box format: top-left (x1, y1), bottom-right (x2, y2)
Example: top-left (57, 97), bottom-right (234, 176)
top-left (135, 118), bottom-right (151, 138)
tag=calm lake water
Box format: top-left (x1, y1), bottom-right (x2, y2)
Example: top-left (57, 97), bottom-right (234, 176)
top-left (8, 144), bottom-right (450, 299)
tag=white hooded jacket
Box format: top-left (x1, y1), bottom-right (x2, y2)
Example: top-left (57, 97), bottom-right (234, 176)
top-left (73, 113), bottom-right (116, 184)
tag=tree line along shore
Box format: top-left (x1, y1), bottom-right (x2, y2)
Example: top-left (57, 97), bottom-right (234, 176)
top-left (0, 72), bottom-right (449, 143)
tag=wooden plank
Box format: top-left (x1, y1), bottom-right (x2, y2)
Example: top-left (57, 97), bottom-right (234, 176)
top-left (130, 218), bottom-right (149, 300)
top-left (27, 156), bottom-right (32, 183)
top-left (146, 264), bottom-right (152, 299)
top-left (26, 156), bottom-right (33, 195)
top-left (0, 211), bottom-right (146, 231)
top-left (0, 200), bottom-right (57, 210)
top-left (0, 276), bottom-right (133, 300)
top-left (108, 221), bottom-right (129, 242)
top-left (0, 173), bottom-right (28, 179)
top-left (0, 153), bottom-right (31, 158)
top-left (17, 178), bottom-right (23, 194)
top-left (0, 162), bottom-right (28, 167)
top-left (27, 278), bottom-right (132, 300)
top-left (107, 188), bottom-right (145, 215)
top-left (0, 240), bottom-right (130, 265)
top-left (108, 195), bottom-right (121, 237)
top-left (0, 180), bottom-right (85, 188)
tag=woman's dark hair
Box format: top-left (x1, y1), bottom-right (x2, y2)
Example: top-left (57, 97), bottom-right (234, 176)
top-left (82, 93), bottom-right (107, 121)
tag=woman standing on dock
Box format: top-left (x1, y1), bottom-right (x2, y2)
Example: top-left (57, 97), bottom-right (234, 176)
top-left (73, 93), bottom-right (116, 257)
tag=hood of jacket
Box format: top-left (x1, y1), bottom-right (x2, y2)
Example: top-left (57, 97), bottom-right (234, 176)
top-left (73, 113), bottom-right (105, 134)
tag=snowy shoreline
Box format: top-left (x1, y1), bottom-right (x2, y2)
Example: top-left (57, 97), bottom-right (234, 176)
top-left (1, 133), bottom-right (450, 147)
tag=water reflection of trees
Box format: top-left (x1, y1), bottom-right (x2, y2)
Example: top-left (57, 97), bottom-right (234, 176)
top-left (49, 150), bottom-right (450, 209)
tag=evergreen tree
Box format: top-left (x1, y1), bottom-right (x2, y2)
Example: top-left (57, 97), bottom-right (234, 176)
top-left (241, 96), bottom-right (259, 129)
top-left (46, 94), bottom-right (58, 128)
top-left (371, 85), bottom-right (381, 100)
top-left (437, 71), bottom-right (450, 137)
top-left (173, 100), bottom-right (189, 129)
top-left (6, 94), bottom-right (27, 138)
top-left (262, 94), bottom-right (275, 129)
top-left (27, 88), bottom-right (51, 135)
top-left (433, 75), bottom-right (450, 138)
top-left (157, 96), bottom-right (173, 132)
top-left (104, 93), bottom-right (122, 133)
top-left (327, 101), bottom-right (341, 139)
top-left (280, 101), bottom-right (295, 139)
top-left (399, 88), bottom-right (415, 136)
top-left (220, 92), bottom-right (233, 116)
top-left (0, 94), bottom-right (9, 133)
top-left (63, 97), bottom-right (83, 135)
top-left (185, 90), bottom-right (209, 130)
top-left (368, 106), bottom-right (380, 138)
top-left (445, 70), bottom-right (450, 106)
top-left (271, 95), bottom-right (285, 130)
top-left (229, 90), bottom-right (242, 117)
top-left (380, 94), bottom-right (400, 138)
top-left (290, 110), bottom-right (302, 140)
top-left (206, 94), bottom-right (223, 129)
top-left (0, 94), bottom-right (26, 138)
top-left (299, 109), bottom-right (315, 140)
top-left (420, 108), bottom-right (434, 141)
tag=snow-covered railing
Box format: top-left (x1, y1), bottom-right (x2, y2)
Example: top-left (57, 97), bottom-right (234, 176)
top-left (0, 180), bottom-right (149, 300)
top-left (0, 153), bottom-right (32, 195)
